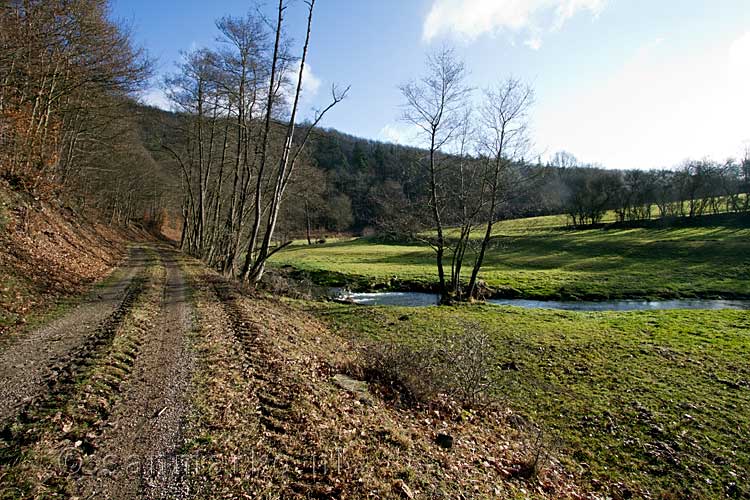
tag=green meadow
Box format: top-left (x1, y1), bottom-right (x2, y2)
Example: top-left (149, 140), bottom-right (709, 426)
top-left (279, 213), bottom-right (750, 496)
top-left (308, 302), bottom-right (750, 497)
top-left (272, 214), bottom-right (750, 299)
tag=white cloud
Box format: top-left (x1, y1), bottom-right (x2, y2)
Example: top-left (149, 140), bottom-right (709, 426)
top-left (300, 64), bottom-right (321, 100)
top-left (378, 123), bottom-right (420, 145)
top-left (281, 63), bottom-right (322, 119)
top-left (423, 0), bottom-right (605, 43)
top-left (140, 87), bottom-right (171, 110)
top-left (552, 0), bottom-right (605, 29)
top-left (524, 37), bottom-right (543, 50)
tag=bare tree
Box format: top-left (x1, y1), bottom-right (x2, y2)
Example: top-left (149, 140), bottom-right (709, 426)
top-left (1, 0), bottom-right (151, 200)
top-left (162, 0), bottom-right (347, 282)
top-left (444, 112), bottom-right (487, 298)
top-left (551, 151), bottom-right (579, 169)
top-left (239, 0), bottom-right (349, 284)
top-left (215, 11), bottom-right (276, 276)
top-left (399, 47), bottom-right (471, 301)
top-left (466, 79), bottom-right (533, 299)
top-left (163, 48), bottom-right (224, 256)
top-left (277, 160), bottom-right (327, 244)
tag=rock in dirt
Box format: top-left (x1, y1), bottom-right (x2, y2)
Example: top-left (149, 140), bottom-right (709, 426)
top-left (332, 374), bottom-right (373, 404)
top-left (393, 479), bottom-right (415, 499)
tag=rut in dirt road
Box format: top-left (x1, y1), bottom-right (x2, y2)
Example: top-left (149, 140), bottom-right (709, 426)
top-left (0, 246), bottom-right (150, 425)
top-left (211, 280), bottom-right (340, 499)
top-left (77, 246), bottom-right (195, 500)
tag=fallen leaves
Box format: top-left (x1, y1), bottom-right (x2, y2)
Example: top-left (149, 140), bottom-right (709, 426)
top-left (0, 183), bottom-right (148, 336)
top-left (182, 267), bottom-right (600, 499)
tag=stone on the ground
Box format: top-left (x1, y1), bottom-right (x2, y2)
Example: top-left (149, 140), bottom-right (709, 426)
top-left (435, 433), bottom-right (453, 449)
top-left (332, 374), bottom-right (373, 405)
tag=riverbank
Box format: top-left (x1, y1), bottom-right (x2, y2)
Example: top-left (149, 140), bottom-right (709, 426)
top-left (333, 290), bottom-right (750, 311)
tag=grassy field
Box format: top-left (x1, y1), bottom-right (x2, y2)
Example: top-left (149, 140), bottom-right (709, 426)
top-left (278, 212), bottom-right (750, 495)
top-left (273, 213), bottom-right (750, 299)
top-left (308, 301), bottom-right (750, 497)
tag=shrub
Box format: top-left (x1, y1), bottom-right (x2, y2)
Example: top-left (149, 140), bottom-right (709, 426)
top-left (445, 323), bottom-right (494, 405)
top-left (509, 428), bottom-right (552, 480)
top-left (260, 267), bottom-right (325, 301)
top-left (356, 323), bottom-right (493, 408)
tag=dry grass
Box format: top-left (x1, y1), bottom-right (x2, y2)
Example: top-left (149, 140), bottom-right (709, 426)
top-left (352, 323), bottom-right (494, 408)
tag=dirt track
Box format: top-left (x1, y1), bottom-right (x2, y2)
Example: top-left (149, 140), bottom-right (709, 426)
top-left (0, 246), bottom-right (148, 424)
top-left (76, 246), bottom-right (195, 499)
top-left (0, 244), bottom-right (197, 499)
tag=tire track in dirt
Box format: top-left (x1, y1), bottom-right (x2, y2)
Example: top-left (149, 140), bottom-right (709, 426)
top-left (0, 246), bottom-right (150, 425)
top-left (0, 272), bottom-right (149, 468)
top-left (211, 279), bottom-right (339, 499)
top-left (77, 246), bottom-right (195, 500)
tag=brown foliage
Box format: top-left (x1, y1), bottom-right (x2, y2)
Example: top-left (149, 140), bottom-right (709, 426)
top-left (0, 181), bottom-right (148, 336)
top-left (355, 323), bottom-right (494, 408)
top-left (0, 0), bottom-right (150, 199)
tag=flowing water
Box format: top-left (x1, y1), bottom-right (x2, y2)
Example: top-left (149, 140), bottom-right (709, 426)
top-left (333, 291), bottom-right (750, 311)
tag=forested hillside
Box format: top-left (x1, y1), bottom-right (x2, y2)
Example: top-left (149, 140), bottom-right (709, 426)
top-left (0, 1), bottom-right (169, 229)
top-left (136, 103), bottom-right (750, 235)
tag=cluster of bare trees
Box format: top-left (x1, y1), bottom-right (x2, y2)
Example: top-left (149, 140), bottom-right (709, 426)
top-left (0, 0), bottom-right (157, 221)
top-left (275, 161), bottom-right (354, 244)
top-left (394, 48), bottom-right (536, 302)
top-left (553, 153), bottom-right (750, 226)
top-left (389, 48), bottom-right (750, 301)
top-left (162, 0), bottom-right (347, 284)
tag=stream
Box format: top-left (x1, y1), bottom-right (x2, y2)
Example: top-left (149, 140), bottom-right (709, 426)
top-left (333, 291), bottom-right (750, 311)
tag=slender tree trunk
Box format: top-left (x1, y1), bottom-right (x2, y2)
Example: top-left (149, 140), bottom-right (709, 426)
top-left (240, 0), bottom-right (286, 282)
top-left (207, 113), bottom-right (231, 265)
top-left (428, 132), bottom-right (447, 301)
top-left (305, 199), bottom-right (312, 245)
top-left (468, 151), bottom-right (504, 299)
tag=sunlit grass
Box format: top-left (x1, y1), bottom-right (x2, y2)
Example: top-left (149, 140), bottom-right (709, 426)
top-left (272, 215), bottom-right (750, 299)
top-left (309, 301), bottom-right (750, 497)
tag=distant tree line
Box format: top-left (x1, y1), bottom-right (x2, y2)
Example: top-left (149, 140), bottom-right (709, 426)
top-left (0, 0), bottom-right (167, 228)
top-left (545, 153), bottom-right (750, 226)
top-left (272, 134), bottom-right (750, 235)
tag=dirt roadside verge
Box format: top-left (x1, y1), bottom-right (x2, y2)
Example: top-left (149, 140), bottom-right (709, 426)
top-left (0, 181), bottom-right (151, 337)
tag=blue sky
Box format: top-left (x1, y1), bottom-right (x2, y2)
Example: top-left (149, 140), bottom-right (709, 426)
top-left (112, 0), bottom-right (750, 170)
